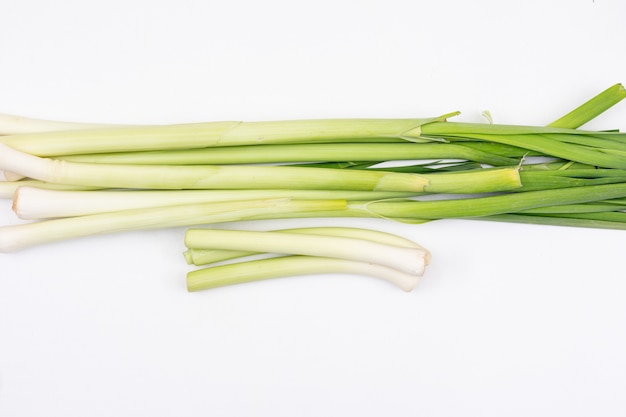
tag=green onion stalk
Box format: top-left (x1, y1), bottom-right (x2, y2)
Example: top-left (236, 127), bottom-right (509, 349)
top-left (0, 143), bottom-right (522, 193)
top-left (183, 226), bottom-right (430, 266)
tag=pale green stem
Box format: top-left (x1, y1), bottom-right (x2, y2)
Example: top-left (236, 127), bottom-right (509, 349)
top-left (0, 199), bottom-right (346, 252)
top-left (184, 226), bottom-right (430, 266)
top-left (58, 142), bottom-right (517, 166)
top-left (60, 85), bottom-right (626, 167)
top-left (184, 228), bottom-right (429, 275)
top-left (0, 116), bottom-right (453, 157)
top-left (0, 143), bottom-right (522, 193)
top-left (187, 256), bottom-right (423, 292)
top-left (13, 187), bottom-right (413, 219)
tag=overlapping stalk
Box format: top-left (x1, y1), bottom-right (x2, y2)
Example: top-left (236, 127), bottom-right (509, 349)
top-left (184, 227), bottom-right (431, 291)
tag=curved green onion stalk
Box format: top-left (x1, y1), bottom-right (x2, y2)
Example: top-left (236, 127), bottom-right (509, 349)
top-left (183, 226), bottom-right (430, 266)
top-left (57, 142), bottom-right (517, 166)
top-left (187, 256), bottom-right (423, 292)
top-left (185, 227), bottom-right (430, 292)
top-left (184, 228), bottom-right (429, 276)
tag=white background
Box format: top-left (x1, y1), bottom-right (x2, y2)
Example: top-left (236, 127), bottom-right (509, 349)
top-left (1, 0), bottom-right (626, 416)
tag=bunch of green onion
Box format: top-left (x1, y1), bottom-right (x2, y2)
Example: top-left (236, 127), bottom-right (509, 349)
top-left (0, 84), bottom-right (625, 290)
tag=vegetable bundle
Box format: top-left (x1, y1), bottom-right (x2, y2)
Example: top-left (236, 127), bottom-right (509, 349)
top-left (1, 84), bottom-right (625, 290)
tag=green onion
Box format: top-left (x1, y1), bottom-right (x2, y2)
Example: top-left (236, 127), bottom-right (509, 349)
top-left (13, 187), bottom-right (413, 219)
top-left (187, 256), bottom-right (423, 292)
top-left (0, 143), bottom-right (522, 193)
top-left (184, 228), bottom-right (429, 276)
top-left (185, 227), bottom-right (430, 292)
top-left (57, 142), bottom-right (517, 167)
top-left (183, 226), bottom-right (429, 266)
top-left (0, 199), bottom-right (347, 253)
